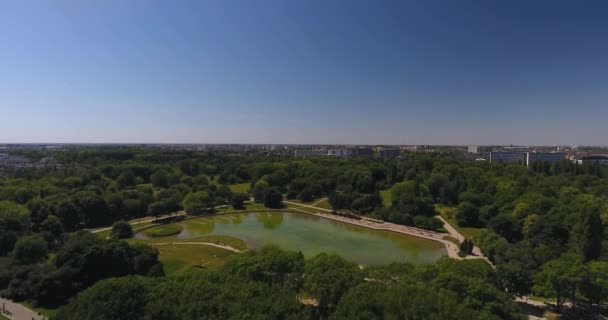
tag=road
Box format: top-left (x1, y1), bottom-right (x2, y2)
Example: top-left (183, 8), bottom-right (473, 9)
top-left (1, 297), bottom-right (45, 320)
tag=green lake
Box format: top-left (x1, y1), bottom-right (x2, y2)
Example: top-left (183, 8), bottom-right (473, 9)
top-left (136, 212), bottom-right (446, 265)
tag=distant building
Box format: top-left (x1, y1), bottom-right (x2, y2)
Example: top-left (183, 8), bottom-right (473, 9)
top-left (327, 149), bottom-right (351, 157)
top-left (351, 147), bottom-right (374, 157)
top-left (525, 152), bottom-right (565, 167)
top-left (294, 149), bottom-right (327, 158)
top-left (467, 145), bottom-right (478, 153)
top-left (379, 148), bottom-right (401, 158)
top-left (574, 156), bottom-right (608, 165)
top-left (401, 145), bottom-right (419, 152)
top-left (489, 152), bottom-right (525, 163)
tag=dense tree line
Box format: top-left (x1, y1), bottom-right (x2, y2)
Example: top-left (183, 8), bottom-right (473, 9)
top-left (55, 246), bottom-right (525, 320)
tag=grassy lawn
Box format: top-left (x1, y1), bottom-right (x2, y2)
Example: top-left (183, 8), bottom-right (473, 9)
top-left (380, 189), bottom-right (392, 207)
top-left (313, 198), bottom-right (332, 210)
top-left (227, 183), bottom-right (250, 193)
top-left (0, 313), bottom-right (9, 320)
top-left (435, 204), bottom-right (485, 239)
top-left (153, 243), bottom-right (236, 275)
top-left (144, 224), bottom-right (183, 237)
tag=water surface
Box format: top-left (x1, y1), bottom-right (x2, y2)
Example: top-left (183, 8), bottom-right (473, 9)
top-left (137, 212), bottom-right (446, 265)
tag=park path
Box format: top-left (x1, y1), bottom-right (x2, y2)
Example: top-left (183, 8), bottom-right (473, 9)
top-left (89, 201), bottom-right (250, 235)
top-left (286, 201), bottom-right (463, 259)
top-left (1, 297), bottom-right (46, 320)
top-left (151, 241), bottom-right (243, 253)
top-left (90, 211), bottom-right (186, 234)
top-left (311, 198), bottom-right (328, 206)
top-left (435, 215), bottom-right (488, 261)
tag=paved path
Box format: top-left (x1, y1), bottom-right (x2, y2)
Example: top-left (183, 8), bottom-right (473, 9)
top-left (435, 215), bottom-right (489, 261)
top-left (151, 241), bottom-right (243, 253)
top-left (1, 297), bottom-right (45, 320)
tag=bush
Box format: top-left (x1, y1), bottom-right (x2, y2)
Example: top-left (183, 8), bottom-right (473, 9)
top-left (111, 221), bottom-right (133, 239)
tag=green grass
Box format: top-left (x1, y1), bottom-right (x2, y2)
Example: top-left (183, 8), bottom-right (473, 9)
top-left (152, 243), bottom-right (236, 275)
top-left (144, 224), bottom-right (183, 237)
top-left (435, 204), bottom-right (485, 239)
top-left (313, 198), bottom-right (332, 210)
top-left (380, 189), bottom-right (392, 207)
top-left (0, 313), bottom-right (9, 320)
top-left (227, 183), bottom-right (250, 193)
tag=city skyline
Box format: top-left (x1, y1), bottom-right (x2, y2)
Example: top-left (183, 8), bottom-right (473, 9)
top-left (2, 0), bottom-right (608, 145)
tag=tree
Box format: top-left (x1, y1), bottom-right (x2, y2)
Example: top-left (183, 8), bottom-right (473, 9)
top-left (111, 221), bottom-right (133, 239)
top-left (55, 276), bottom-right (152, 320)
top-left (533, 254), bottom-right (584, 308)
top-left (456, 202), bottom-right (480, 227)
top-left (263, 188), bottom-right (283, 209)
top-left (150, 170), bottom-right (169, 188)
top-left (252, 180), bottom-right (270, 203)
top-left (12, 235), bottom-right (48, 264)
top-left (304, 253), bottom-right (363, 316)
top-left (571, 207), bottom-right (603, 261)
top-left (488, 214), bottom-right (522, 243)
top-left (459, 238), bottom-right (474, 256)
top-left (182, 191), bottom-right (214, 214)
top-left (231, 192), bottom-right (249, 210)
top-left (580, 261), bottom-right (608, 306)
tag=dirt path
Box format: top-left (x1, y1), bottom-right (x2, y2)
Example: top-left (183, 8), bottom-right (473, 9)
top-left (1, 297), bottom-right (46, 320)
top-left (151, 241), bottom-right (243, 253)
top-left (311, 198), bottom-right (328, 206)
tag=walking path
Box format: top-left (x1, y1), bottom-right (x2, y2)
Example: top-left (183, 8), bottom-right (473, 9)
top-left (1, 297), bottom-right (45, 320)
top-left (151, 241), bottom-right (243, 253)
top-left (311, 198), bottom-right (328, 206)
top-left (285, 202), bottom-right (462, 259)
top-left (435, 215), bottom-right (486, 258)
top-left (90, 211), bottom-right (187, 234)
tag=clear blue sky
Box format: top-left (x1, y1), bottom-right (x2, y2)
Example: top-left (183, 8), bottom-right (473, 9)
top-left (1, 0), bottom-right (607, 145)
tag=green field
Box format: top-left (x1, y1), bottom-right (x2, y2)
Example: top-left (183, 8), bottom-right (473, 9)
top-left (155, 244), bottom-right (236, 274)
top-left (313, 198), bottom-right (332, 210)
top-left (380, 189), bottom-right (392, 207)
top-left (436, 204), bottom-right (484, 239)
top-left (144, 224), bottom-right (183, 237)
top-left (130, 234), bottom-right (247, 275)
top-left (227, 183), bottom-right (250, 193)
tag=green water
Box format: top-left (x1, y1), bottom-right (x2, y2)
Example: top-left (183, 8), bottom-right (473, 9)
top-left (137, 212), bottom-right (446, 265)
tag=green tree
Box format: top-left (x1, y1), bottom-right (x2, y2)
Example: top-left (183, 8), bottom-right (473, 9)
top-left (111, 221), bottom-right (133, 239)
top-left (12, 235), bottom-right (48, 264)
top-left (533, 254), bottom-right (584, 308)
top-left (304, 253), bottom-right (363, 316)
top-left (571, 207), bottom-right (603, 261)
top-left (231, 192), bottom-right (249, 210)
top-left (182, 191), bottom-right (214, 214)
top-left (456, 202), bottom-right (480, 227)
top-left (263, 188), bottom-right (283, 209)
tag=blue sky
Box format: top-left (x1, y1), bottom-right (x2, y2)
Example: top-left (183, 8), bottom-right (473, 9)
top-left (1, 0), bottom-right (607, 145)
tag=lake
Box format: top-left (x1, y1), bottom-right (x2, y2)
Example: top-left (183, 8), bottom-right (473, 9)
top-left (136, 212), bottom-right (447, 265)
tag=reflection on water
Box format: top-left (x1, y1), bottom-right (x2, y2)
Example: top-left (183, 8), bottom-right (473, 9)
top-left (255, 212), bottom-right (284, 229)
top-left (136, 212), bottom-right (447, 265)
